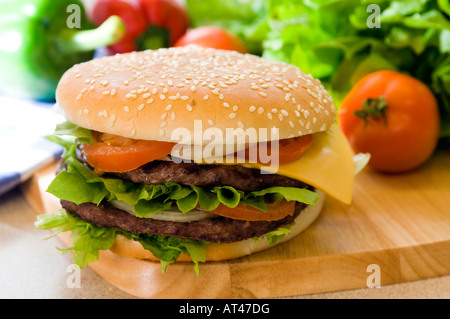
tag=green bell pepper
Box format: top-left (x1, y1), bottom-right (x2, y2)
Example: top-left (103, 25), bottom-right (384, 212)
top-left (0, 0), bottom-right (125, 101)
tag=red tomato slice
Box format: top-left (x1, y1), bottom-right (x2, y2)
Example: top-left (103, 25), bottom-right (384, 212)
top-left (211, 199), bottom-right (296, 221)
top-left (241, 135), bottom-right (314, 165)
top-left (83, 132), bottom-right (175, 172)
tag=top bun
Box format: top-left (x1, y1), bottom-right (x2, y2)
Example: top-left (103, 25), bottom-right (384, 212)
top-left (56, 46), bottom-right (335, 143)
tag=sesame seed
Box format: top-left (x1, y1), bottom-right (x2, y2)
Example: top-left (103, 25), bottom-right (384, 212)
top-left (313, 117), bottom-right (317, 124)
top-left (159, 129), bottom-right (165, 137)
top-left (229, 113), bottom-right (237, 119)
top-left (281, 110), bottom-right (288, 116)
top-left (249, 106), bottom-right (256, 112)
top-left (161, 113), bottom-right (167, 120)
top-left (279, 114), bottom-right (284, 121)
top-left (76, 94), bottom-right (82, 101)
top-left (289, 121), bottom-right (294, 128)
top-left (191, 86), bottom-right (196, 92)
top-left (124, 81), bottom-right (129, 85)
top-left (160, 94), bottom-right (166, 100)
top-left (295, 110), bottom-right (300, 117)
top-left (130, 128), bottom-right (136, 136)
top-left (111, 89), bottom-right (117, 96)
top-left (187, 104), bottom-right (193, 111)
top-left (152, 88), bottom-right (158, 94)
top-left (271, 108), bottom-right (278, 113)
top-left (138, 104), bottom-right (145, 111)
top-left (223, 102), bottom-right (230, 108)
top-left (143, 93), bottom-right (151, 98)
top-left (83, 109), bottom-right (89, 115)
top-left (268, 113), bottom-right (273, 120)
top-left (208, 120), bottom-right (214, 126)
top-left (258, 92), bottom-right (267, 97)
top-left (258, 107), bottom-right (264, 114)
top-left (181, 95), bottom-right (189, 100)
top-left (124, 106), bottom-right (129, 112)
top-left (304, 110), bottom-right (310, 119)
top-left (102, 90), bottom-right (110, 95)
top-left (203, 95), bottom-right (209, 100)
top-left (233, 105), bottom-right (238, 112)
top-left (219, 94), bottom-right (224, 100)
top-left (147, 98), bottom-right (154, 104)
top-left (251, 86), bottom-right (258, 90)
top-left (165, 104), bottom-right (172, 111)
top-left (171, 112), bottom-right (176, 120)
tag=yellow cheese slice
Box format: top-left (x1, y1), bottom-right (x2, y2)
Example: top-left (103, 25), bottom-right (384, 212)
top-left (197, 124), bottom-right (354, 204)
top-left (246, 124), bottom-right (354, 204)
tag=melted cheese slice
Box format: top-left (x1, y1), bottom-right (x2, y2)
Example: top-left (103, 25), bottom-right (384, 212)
top-left (196, 124), bottom-right (354, 204)
top-left (246, 124), bottom-right (354, 204)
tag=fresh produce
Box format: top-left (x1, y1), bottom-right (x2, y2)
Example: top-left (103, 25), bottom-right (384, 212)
top-left (186, 0), bottom-right (450, 140)
top-left (338, 70), bottom-right (440, 173)
top-left (83, 132), bottom-right (176, 173)
top-left (174, 26), bottom-right (247, 53)
top-left (91, 0), bottom-right (189, 54)
top-left (0, 0), bottom-right (125, 101)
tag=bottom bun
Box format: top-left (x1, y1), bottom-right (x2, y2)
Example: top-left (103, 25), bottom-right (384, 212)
top-left (109, 190), bottom-right (325, 262)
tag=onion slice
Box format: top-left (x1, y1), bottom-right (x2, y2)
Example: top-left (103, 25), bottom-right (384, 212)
top-left (110, 200), bottom-right (218, 222)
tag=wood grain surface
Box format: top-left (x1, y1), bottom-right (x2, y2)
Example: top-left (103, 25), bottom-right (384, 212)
top-left (22, 150), bottom-right (450, 298)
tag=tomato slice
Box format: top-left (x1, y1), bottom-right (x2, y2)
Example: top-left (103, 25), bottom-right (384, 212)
top-left (83, 132), bottom-right (175, 172)
top-left (241, 135), bottom-right (314, 165)
top-left (211, 199), bottom-right (296, 221)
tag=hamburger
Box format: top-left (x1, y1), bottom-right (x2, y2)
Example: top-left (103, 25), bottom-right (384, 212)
top-left (36, 46), bottom-right (355, 274)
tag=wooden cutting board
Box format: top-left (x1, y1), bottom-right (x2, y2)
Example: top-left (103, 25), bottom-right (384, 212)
top-left (22, 150), bottom-right (450, 298)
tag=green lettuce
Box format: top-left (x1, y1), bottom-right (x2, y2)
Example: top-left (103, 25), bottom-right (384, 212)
top-left (35, 209), bottom-right (207, 274)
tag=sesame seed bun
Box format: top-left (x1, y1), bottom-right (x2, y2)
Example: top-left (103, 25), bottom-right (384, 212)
top-left (56, 46), bottom-right (335, 144)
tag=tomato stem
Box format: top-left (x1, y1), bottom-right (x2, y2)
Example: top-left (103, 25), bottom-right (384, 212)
top-left (354, 96), bottom-right (388, 127)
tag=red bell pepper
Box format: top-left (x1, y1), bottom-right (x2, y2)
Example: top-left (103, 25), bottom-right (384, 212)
top-left (91, 0), bottom-right (189, 54)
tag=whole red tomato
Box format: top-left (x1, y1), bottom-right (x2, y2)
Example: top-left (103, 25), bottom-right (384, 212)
top-left (338, 70), bottom-right (440, 173)
top-left (174, 26), bottom-right (247, 53)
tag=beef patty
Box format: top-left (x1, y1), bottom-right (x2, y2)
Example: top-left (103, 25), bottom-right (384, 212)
top-left (61, 199), bottom-right (305, 243)
top-left (76, 145), bottom-right (308, 192)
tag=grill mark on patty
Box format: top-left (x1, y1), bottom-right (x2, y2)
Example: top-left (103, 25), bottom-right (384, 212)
top-left (60, 199), bottom-right (305, 243)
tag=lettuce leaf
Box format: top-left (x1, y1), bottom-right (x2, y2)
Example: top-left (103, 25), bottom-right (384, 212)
top-left (35, 208), bottom-right (294, 273)
top-left (35, 209), bottom-right (207, 274)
